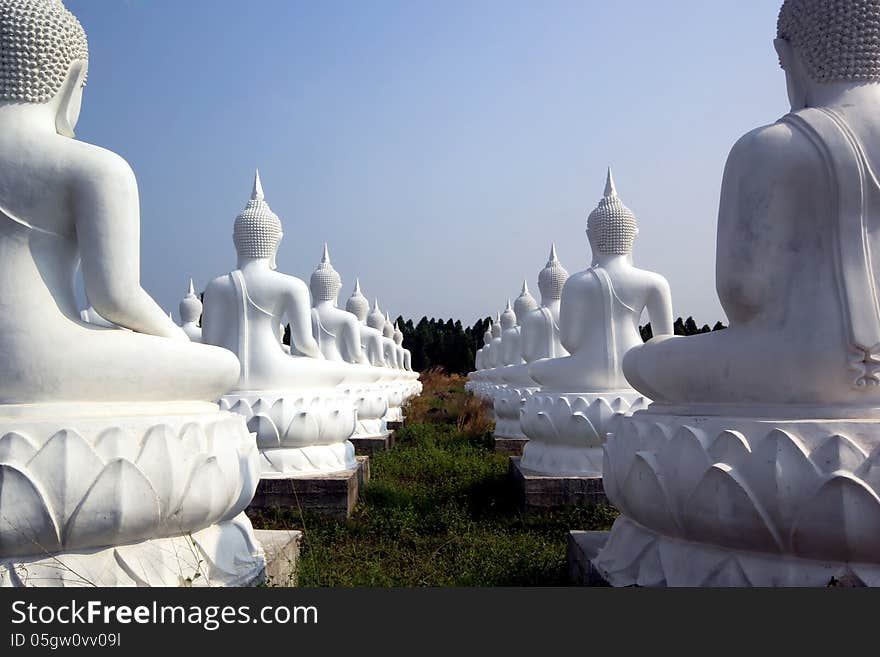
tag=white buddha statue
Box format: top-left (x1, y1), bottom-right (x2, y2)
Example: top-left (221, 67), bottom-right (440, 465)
top-left (393, 322), bottom-right (413, 371)
top-left (595, 0), bottom-right (880, 587)
top-left (309, 244), bottom-right (375, 370)
top-left (520, 244), bottom-right (570, 363)
top-left (179, 278), bottom-right (202, 342)
top-left (520, 170), bottom-right (673, 477)
top-left (308, 246), bottom-right (389, 441)
top-left (0, 0), bottom-right (263, 586)
top-left (202, 171), bottom-right (356, 476)
top-left (382, 310), bottom-right (399, 369)
top-left (494, 284), bottom-right (541, 442)
top-left (346, 278), bottom-right (385, 367)
top-left (488, 313), bottom-right (503, 368)
top-left (365, 298), bottom-right (389, 367)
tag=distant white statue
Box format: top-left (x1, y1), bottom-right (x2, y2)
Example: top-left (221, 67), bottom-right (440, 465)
top-left (520, 170), bottom-right (673, 477)
top-left (595, 0), bottom-right (880, 587)
top-left (0, 0), bottom-right (263, 586)
top-left (179, 279), bottom-right (203, 342)
top-left (520, 244), bottom-right (570, 363)
top-left (202, 171), bottom-right (357, 476)
top-left (346, 279), bottom-right (386, 366)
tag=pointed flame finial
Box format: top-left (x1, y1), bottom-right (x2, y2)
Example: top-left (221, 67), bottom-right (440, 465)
top-left (521, 279), bottom-right (529, 294)
top-left (252, 169), bottom-right (264, 201)
top-left (505, 299), bottom-right (513, 311)
top-left (321, 242), bottom-right (330, 264)
top-left (188, 278), bottom-right (195, 296)
top-left (373, 298), bottom-right (381, 312)
top-left (604, 167), bottom-right (617, 198)
top-left (548, 243), bottom-right (559, 264)
top-left (354, 277), bottom-right (362, 294)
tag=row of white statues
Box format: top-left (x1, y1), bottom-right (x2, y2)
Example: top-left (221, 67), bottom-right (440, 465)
top-left (469, 0), bottom-right (880, 586)
top-left (0, 0), bottom-right (419, 586)
top-left (468, 170), bottom-right (672, 476)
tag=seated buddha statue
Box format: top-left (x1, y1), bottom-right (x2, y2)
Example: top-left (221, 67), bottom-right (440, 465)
top-left (366, 299), bottom-right (390, 368)
top-left (529, 171), bottom-right (673, 392)
top-left (0, 0), bottom-right (262, 587)
top-left (382, 310), bottom-right (400, 369)
top-left (594, 1), bottom-right (880, 587)
top-left (621, 3), bottom-right (880, 408)
top-left (393, 322), bottom-right (413, 371)
top-left (178, 279), bottom-right (202, 342)
top-left (520, 244), bottom-right (570, 363)
top-left (520, 172), bottom-right (672, 477)
top-left (499, 283), bottom-right (540, 387)
top-left (202, 172), bottom-right (357, 476)
top-left (309, 244), bottom-right (380, 386)
top-left (0, 0), bottom-right (240, 405)
top-left (201, 172), bottom-right (348, 392)
top-left (346, 281), bottom-right (387, 367)
top-left (474, 323), bottom-right (493, 371)
top-left (488, 313), bottom-right (503, 368)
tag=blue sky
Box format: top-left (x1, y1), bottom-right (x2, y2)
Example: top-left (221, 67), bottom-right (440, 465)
top-left (68, 0), bottom-right (785, 326)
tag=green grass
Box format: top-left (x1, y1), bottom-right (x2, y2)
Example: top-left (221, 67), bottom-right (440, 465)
top-left (248, 377), bottom-right (618, 586)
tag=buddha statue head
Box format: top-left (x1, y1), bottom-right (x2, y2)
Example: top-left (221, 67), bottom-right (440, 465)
top-left (491, 313), bottom-right (502, 339)
top-left (367, 298), bottom-right (385, 331)
top-left (514, 280), bottom-right (538, 321)
top-left (233, 170), bottom-right (283, 269)
top-left (776, 0), bottom-right (880, 111)
top-left (179, 279), bottom-right (202, 324)
top-left (310, 243), bottom-right (342, 305)
top-left (0, 0), bottom-right (89, 138)
top-left (383, 311), bottom-right (395, 339)
top-left (484, 324), bottom-right (493, 343)
top-left (500, 300), bottom-right (516, 330)
top-left (393, 321), bottom-right (404, 346)
top-left (538, 243), bottom-right (569, 305)
top-left (586, 169), bottom-right (638, 259)
top-left (345, 278), bottom-right (369, 322)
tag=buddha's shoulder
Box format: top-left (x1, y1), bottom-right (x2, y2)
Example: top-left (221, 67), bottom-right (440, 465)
top-left (60, 139), bottom-right (136, 182)
top-left (728, 120), bottom-right (820, 170)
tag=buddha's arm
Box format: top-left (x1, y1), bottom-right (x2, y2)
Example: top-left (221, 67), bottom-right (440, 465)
top-left (283, 282), bottom-right (322, 359)
top-left (343, 322), bottom-right (369, 365)
top-left (716, 127), bottom-right (789, 322)
top-left (559, 279), bottom-right (586, 354)
top-left (73, 150), bottom-right (186, 340)
top-left (645, 276), bottom-right (673, 336)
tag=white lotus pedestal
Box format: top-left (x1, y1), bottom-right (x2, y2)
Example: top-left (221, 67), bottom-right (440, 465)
top-left (513, 390), bottom-right (648, 513)
top-left (220, 391), bottom-right (365, 520)
top-left (493, 387), bottom-right (534, 456)
top-left (589, 408), bottom-right (880, 587)
top-left (342, 385), bottom-right (394, 456)
top-left (383, 382), bottom-right (406, 429)
top-left (0, 402), bottom-right (265, 587)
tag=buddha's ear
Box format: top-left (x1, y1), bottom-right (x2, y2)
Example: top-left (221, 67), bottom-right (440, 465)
top-left (55, 59), bottom-right (87, 138)
top-left (774, 38), bottom-right (791, 71)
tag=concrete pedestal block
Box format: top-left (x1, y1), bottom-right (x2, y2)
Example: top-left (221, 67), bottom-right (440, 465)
top-left (509, 456), bottom-right (607, 512)
top-left (249, 467), bottom-right (360, 520)
top-left (350, 431), bottom-right (394, 456)
top-left (494, 436), bottom-right (528, 456)
top-left (254, 529), bottom-right (302, 587)
top-left (567, 531), bottom-right (610, 586)
top-left (356, 455), bottom-right (370, 491)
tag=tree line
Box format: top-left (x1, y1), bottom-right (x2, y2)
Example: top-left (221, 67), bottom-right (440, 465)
top-left (397, 315), bottom-right (727, 375)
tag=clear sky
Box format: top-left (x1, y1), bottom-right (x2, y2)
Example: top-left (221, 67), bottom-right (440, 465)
top-left (67, 0), bottom-right (785, 326)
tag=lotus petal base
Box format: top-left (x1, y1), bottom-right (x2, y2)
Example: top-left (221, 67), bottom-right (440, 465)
top-left (520, 390), bottom-right (648, 476)
top-left (0, 402), bottom-right (262, 586)
top-left (220, 391), bottom-right (357, 476)
top-left (1, 513), bottom-right (265, 587)
top-left (598, 408), bottom-right (880, 587)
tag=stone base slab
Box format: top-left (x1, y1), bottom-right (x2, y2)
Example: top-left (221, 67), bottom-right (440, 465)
top-left (509, 457), bottom-right (607, 512)
top-left (494, 435), bottom-right (528, 456)
top-left (356, 455), bottom-right (370, 491)
top-left (254, 529), bottom-right (302, 587)
top-left (567, 531), bottom-right (610, 586)
top-left (250, 467), bottom-right (359, 521)
top-left (350, 431), bottom-right (394, 456)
